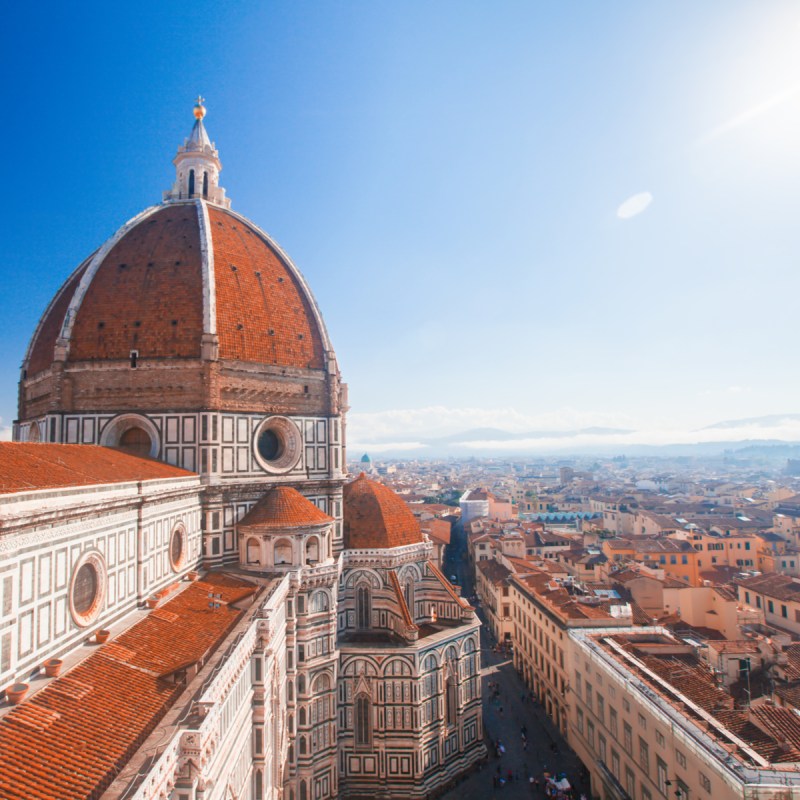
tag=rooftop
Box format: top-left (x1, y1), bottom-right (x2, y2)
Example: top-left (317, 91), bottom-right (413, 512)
top-left (0, 443), bottom-right (194, 495)
top-left (0, 572), bottom-right (258, 800)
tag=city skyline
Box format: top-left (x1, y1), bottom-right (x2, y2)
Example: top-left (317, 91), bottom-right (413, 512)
top-left (4, 1), bottom-right (800, 451)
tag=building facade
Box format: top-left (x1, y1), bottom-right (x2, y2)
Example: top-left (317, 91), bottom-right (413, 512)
top-left (0, 101), bottom-right (484, 800)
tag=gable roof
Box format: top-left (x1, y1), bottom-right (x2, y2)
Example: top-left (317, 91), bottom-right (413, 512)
top-left (0, 443), bottom-right (194, 495)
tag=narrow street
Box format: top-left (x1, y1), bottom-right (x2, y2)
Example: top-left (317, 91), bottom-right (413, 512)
top-left (440, 525), bottom-right (588, 800)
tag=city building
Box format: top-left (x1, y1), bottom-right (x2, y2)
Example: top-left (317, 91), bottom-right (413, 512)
top-left (569, 628), bottom-right (800, 800)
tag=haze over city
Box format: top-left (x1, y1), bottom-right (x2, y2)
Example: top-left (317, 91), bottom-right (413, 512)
top-left (4, 1), bottom-right (800, 452)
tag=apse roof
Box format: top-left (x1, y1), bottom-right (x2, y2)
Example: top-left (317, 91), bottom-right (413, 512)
top-left (343, 474), bottom-right (424, 550)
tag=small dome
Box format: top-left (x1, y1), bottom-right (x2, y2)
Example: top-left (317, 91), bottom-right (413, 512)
top-left (360, 453), bottom-right (371, 463)
top-left (238, 486), bottom-right (333, 530)
top-left (343, 474), bottom-right (423, 550)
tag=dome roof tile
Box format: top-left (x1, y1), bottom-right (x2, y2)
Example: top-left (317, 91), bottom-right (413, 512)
top-left (24, 203), bottom-right (328, 376)
top-left (209, 207), bottom-right (324, 368)
top-left (26, 256), bottom-right (92, 375)
top-left (238, 486), bottom-right (333, 530)
top-left (343, 474), bottom-right (424, 550)
top-left (69, 207), bottom-right (204, 361)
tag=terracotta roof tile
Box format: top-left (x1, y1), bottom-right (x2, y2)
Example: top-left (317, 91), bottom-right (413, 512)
top-left (238, 485), bottom-right (333, 529)
top-left (388, 570), bottom-right (418, 630)
top-left (69, 206), bottom-right (204, 362)
top-left (343, 474), bottom-right (424, 550)
top-left (0, 572), bottom-right (256, 800)
top-left (26, 203), bottom-right (328, 376)
top-left (427, 561), bottom-right (471, 609)
top-left (27, 256), bottom-right (93, 375)
top-left (421, 518), bottom-right (451, 545)
top-left (209, 207), bottom-right (324, 369)
top-left (0, 443), bottom-right (194, 495)
top-left (734, 573), bottom-right (800, 602)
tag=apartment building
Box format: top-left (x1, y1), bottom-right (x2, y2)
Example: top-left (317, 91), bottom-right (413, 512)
top-left (509, 569), bottom-right (633, 738)
top-left (569, 628), bottom-right (800, 800)
top-left (734, 574), bottom-right (800, 636)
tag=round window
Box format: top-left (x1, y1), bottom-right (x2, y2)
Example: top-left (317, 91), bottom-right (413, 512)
top-left (73, 563), bottom-right (98, 615)
top-left (169, 523), bottom-right (186, 571)
top-left (253, 416), bottom-right (302, 474)
top-left (258, 429), bottom-right (283, 462)
top-left (69, 551), bottom-right (107, 628)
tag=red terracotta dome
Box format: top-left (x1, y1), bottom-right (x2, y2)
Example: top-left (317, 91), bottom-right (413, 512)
top-left (25, 202), bottom-right (328, 376)
top-left (238, 486), bottom-right (333, 530)
top-left (343, 474), bottom-right (424, 550)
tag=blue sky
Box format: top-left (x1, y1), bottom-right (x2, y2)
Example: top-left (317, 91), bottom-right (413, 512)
top-left (3, 1), bottom-right (800, 451)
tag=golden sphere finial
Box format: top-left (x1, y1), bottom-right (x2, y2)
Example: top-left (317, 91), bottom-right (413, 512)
top-left (193, 95), bottom-right (206, 120)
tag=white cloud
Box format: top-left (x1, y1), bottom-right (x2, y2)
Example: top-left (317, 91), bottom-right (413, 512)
top-left (348, 405), bottom-right (635, 444)
top-left (346, 405), bottom-right (800, 454)
top-left (616, 192), bottom-right (653, 220)
top-left (0, 420), bottom-right (10, 442)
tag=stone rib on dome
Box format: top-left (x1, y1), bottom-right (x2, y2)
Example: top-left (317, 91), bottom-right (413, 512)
top-left (69, 206), bottom-right (205, 361)
top-left (238, 486), bottom-right (333, 530)
top-left (343, 474), bottom-right (424, 550)
top-left (23, 201), bottom-right (329, 377)
top-left (26, 255), bottom-right (93, 376)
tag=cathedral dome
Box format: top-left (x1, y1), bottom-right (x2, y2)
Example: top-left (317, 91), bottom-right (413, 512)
top-left (25, 203), bottom-right (328, 375)
top-left (19, 101), bottom-right (342, 426)
top-left (343, 474), bottom-right (424, 549)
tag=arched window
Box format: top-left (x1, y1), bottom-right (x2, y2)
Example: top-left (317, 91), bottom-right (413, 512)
top-left (404, 579), bottom-right (415, 617)
top-left (299, 706), bottom-right (306, 726)
top-left (246, 537), bottom-right (260, 564)
top-left (446, 675), bottom-right (458, 727)
top-left (299, 736), bottom-right (307, 755)
top-left (305, 536), bottom-right (320, 564)
top-left (188, 169), bottom-right (195, 196)
top-left (310, 591), bottom-right (329, 613)
top-left (202, 171), bottom-right (209, 198)
top-left (287, 680), bottom-right (294, 701)
top-left (274, 539), bottom-right (292, 565)
top-left (355, 694), bottom-right (371, 747)
top-left (297, 674), bottom-right (306, 695)
top-left (356, 585), bottom-right (371, 629)
top-left (118, 426), bottom-right (152, 457)
top-left (312, 674), bottom-right (332, 729)
top-left (422, 654), bottom-right (438, 723)
top-left (299, 781), bottom-right (307, 800)
top-left (28, 424), bottom-right (40, 442)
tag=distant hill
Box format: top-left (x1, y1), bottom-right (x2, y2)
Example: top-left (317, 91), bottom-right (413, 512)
top-left (701, 414), bottom-right (800, 430)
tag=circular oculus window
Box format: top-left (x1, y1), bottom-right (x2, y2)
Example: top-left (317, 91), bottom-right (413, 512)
top-left (69, 551), bottom-right (108, 628)
top-left (253, 416), bottom-right (303, 474)
top-left (169, 523), bottom-right (187, 571)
